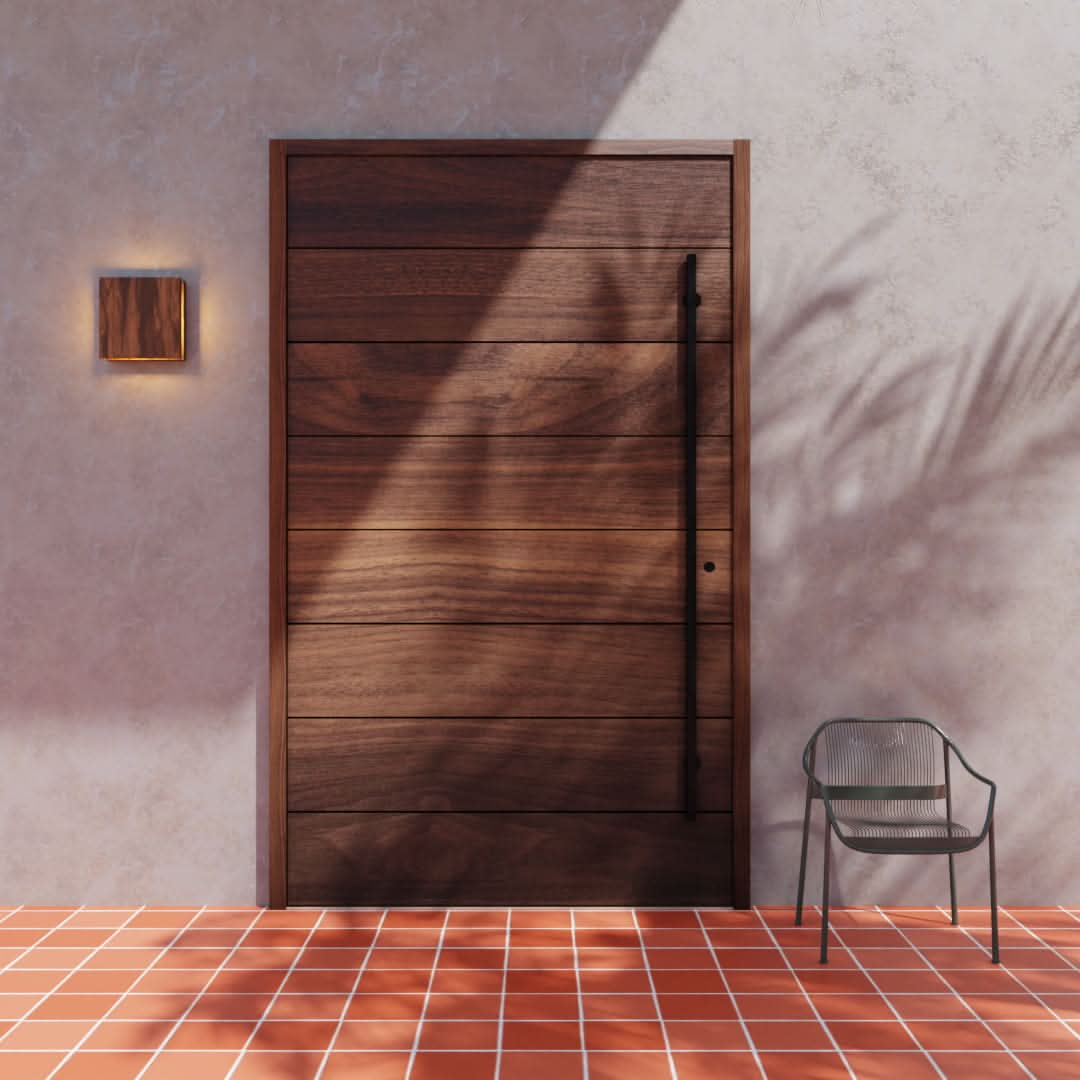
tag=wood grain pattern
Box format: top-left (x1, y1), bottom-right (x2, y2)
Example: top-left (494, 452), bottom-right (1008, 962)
top-left (268, 140), bottom-right (288, 908)
top-left (288, 437), bottom-right (731, 530)
top-left (288, 811), bottom-right (733, 905)
top-left (282, 139), bottom-right (736, 157)
top-left (732, 139), bottom-right (752, 909)
top-left (288, 157), bottom-right (730, 248)
top-left (288, 717), bottom-right (732, 813)
top-left (288, 342), bottom-right (731, 436)
top-left (287, 624), bottom-right (731, 718)
top-left (287, 250), bottom-right (731, 342)
top-left (98, 276), bottom-right (184, 361)
top-left (288, 530), bottom-right (731, 624)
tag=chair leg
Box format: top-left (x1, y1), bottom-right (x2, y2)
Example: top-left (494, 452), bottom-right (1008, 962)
top-left (820, 822), bottom-right (832, 963)
top-left (948, 853), bottom-right (958, 926)
top-left (795, 777), bottom-right (814, 926)
top-left (988, 819), bottom-right (1000, 964)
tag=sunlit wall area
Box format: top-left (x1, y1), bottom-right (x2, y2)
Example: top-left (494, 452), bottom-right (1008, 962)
top-left (1, 1), bottom-right (1078, 905)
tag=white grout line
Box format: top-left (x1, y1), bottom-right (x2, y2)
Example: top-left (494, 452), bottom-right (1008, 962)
top-left (492, 908), bottom-right (512, 1080)
top-left (44, 908), bottom-right (203, 1080)
top-left (1, 907), bottom-right (142, 1048)
top-left (312, 909), bottom-right (389, 1080)
top-left (220, 911), bottom-right (329, 1080)
top-left (876, 906), bottom-right (1036, 1079)
top-left (569, 910), bottom-right (589, 1080)
top-left (693, 908), bottom-right (767, 1078)
top-left (829, 917), bottom-right (948, 1079)
top-left (403, 910), bottom-right (452, 1080)
top-left (755, 908), bottom-right (858, 1079)
top-left (937, 904), bottom-right (1080, 1048)
top-left (628, 910), bottom-right (679, 1080)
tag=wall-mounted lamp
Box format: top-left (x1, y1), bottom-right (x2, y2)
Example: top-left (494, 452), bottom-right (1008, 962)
top-left (99, 276), bottom-right (185, 362)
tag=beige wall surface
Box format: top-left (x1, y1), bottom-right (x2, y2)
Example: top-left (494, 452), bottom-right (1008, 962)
top-left (2, 1), bottom-right (1078, 906)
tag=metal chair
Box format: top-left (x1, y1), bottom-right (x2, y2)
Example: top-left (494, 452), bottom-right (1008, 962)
top-left (795, 717), bottom-right (999, 963)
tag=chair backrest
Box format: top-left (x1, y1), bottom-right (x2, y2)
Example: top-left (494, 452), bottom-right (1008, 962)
top-left (808, 718), bottom-right (947, 802)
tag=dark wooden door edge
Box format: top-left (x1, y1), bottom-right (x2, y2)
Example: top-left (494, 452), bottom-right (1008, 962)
top-left (269, 140), bottom-right (289, 908)
top-left (731, 139), bottom-right (752, 908)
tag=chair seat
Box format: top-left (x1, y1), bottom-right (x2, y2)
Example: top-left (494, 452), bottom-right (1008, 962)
top-left (833, 808), bottom-right (974, 853)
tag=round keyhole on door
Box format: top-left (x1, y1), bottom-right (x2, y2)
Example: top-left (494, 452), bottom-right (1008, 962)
top-left (703, 561), bottom-right (716, 573)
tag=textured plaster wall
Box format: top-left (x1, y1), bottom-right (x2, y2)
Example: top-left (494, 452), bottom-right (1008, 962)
top-left (1, 1), bottom-right (1078, 906)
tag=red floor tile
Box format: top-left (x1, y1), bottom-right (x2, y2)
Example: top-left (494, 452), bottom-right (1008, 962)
top-left (0, 1053), bottom-right (66, 1080)
top-left (1015, 1052), bottom-right (1080, 1080)
top-left (503, 994), bottom-right (579, 1020)
top-left (745, 1019), bottom-right (833, 1050)
top-left (423, 994), bottom-right (502, 1020)
top-left (409, 1051), bottom-right (496, 1079)
top-left (906, 1019), bottom-right (1003, 1051)
top-left (578, 969), bottom-right (654, 993)
top-left (635, 910), bottom-right (700, 930)
top-left (889, 994), bottom-right (976, 1021)
top-left (510, 911), bottom-right (570, 930)
top-left (416, 1019), bottom-right (499, 1050)
top-left (987, 1019), bottom-right (1080, 1050)
top-left (584, 1019), bottom-right (667, 1051)
top-left (671, 1051), bottom-right (762, 1079)
top-left (500, 1050), bottom-right (585, 1080)
top-left (321, 1052), bottom-right (410, 1080)
top-left (584, 994), bottom-right (660, 1020)
top-left (811, 992), bottom-right (895, 1021)
top-left (826, 1019), bottom-right (919, 1050)
top-left (930, 1051), bottom-right (1030, 1078)
top-left (845, 1051), bottom-right (942, 1079)
top-left (138, 1051), bottom-right (241, 1080)
top-left (656, 993), bottom-right (736, 1020)
top-left (756, 1050), bottom-right (849, 1078)
top-left (665, 1019), bottom-right (749, 1050)
top-left (247, 1019), bottom-right (338, 1050)
top-left (230, 1051), bottom-right (324, 1079)
top-left (334, 1020), bottom-right (416, 1050)
top-left (501, 1019), bottom-right (582, 1050)
top-left (52, 1053), bottom-right (153, 1079)
top-left (586, 1051), bottom-right (672, 1080)
top-left (0, 1020), bottom-right (97, 1050)
top-left (735, 994), bottom-right (817, 1020)
top-left (345, 994), bottom-right (426, 1021)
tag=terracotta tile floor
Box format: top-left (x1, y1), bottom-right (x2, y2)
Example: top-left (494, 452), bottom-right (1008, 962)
top-left (0, 905), bottom-right (1079, 1078)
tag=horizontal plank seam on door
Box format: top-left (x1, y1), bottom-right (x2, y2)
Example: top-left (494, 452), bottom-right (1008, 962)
top-left (285, 339), bottom-right (735, 345)
top-left (285, 434), bottom-right (731, 439)
top-left (287, 245), bottom-right (732, 251)
top-left (287, 622), bottom-right (734, 627)
top-left (286, 528), bottom-right (733, 532)
top-left (288, 810), bottom-right (735, 815)
top-left (283, 145), bottom-right (736, 157)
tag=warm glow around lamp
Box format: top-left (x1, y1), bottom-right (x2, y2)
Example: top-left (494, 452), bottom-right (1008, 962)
top-left (99, 276), bottom-right (185, 361)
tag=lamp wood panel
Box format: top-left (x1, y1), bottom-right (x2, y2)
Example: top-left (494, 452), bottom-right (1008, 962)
top-left (288, 811), bottom-right (733, 906)
top-left (98, 276), bottom-right (184, 361)
top-left (287, 624), bottom-right (732, 718)
top-left (287, 250), bottom-right (731, 342)
top-left (288, 530), bottom-right (731, 624)
top-left (288, 156), bottom-right (731, 248)
top-left (288, 437), bottom-right (730, 530)
top-left (288, 716), bottom-right (732, 812)
top-left (287, 342), bottom-right (731, 436)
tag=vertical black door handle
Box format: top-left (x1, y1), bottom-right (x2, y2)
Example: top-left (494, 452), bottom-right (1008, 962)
top-left (685, 254), bottom-right (700, 820)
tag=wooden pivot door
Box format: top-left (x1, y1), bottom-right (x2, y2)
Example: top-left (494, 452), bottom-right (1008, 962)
top-left (270, 140), bottom-right (750, 907)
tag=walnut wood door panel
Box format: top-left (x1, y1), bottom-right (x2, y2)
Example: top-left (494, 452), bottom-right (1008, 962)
top-left (288, 530), bottom-right (731, 624)
top-left (287, 624), bottom-right (732, 718)
top-left (288, 437), bottom-right (731, 530)
top-left (271, 140), bottom-right (750, 910)
top-left (288, 342), bottom-right (732, 436)
top-left (288, 156), bottom-right (731, 248)
top-left (287, 250), bottom-right (731, 342)
top-left (288, 717), bottom-right (732, 813)
top-left (288, 812), bottom-right (733, 906)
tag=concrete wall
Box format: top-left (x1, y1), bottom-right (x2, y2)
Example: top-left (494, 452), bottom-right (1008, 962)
top-left (2, 0), bottom-right (1078, 905)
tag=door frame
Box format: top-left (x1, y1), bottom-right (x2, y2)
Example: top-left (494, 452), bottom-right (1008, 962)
top-left (268, 138), bottom-right (751, 908)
